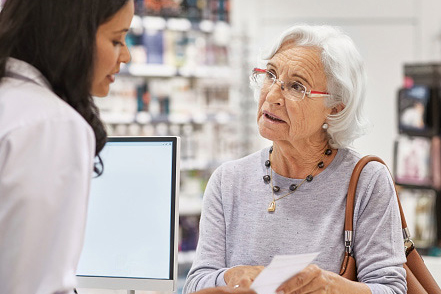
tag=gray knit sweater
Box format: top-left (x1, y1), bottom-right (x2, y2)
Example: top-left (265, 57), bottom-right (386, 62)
top-left (183, 147), bottom-right (407, 294)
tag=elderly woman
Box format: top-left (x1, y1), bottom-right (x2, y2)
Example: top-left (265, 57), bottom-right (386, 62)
top-left (183, 25), bottom-right (406, 294)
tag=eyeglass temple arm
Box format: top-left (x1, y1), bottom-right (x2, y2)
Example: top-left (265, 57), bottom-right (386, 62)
top-left (310, 90), bottom-right (329, 95)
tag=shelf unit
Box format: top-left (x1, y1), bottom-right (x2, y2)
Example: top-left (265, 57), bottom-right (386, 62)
top-left (94, 2), bottom-right (251, 292)
top-left (393, 63), bottom-right (441, 254)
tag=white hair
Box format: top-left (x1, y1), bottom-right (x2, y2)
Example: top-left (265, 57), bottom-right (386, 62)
top-left (252, 24), bottom-right (370, 149)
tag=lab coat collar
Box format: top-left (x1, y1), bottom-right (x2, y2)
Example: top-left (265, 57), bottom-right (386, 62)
top-left (5, 57), bottom-right (52, 90)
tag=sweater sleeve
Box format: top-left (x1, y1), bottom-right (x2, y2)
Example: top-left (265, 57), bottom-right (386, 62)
top-left (183, 166), bottom-right (229, 294)
top-left (353, 164), bottom-right (407, 294)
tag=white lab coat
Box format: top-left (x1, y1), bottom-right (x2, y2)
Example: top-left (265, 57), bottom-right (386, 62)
top-left (0, 58), bottom-right (95, 294)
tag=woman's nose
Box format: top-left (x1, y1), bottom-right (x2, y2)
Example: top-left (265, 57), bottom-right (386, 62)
top-left (119, 45), bottom-right (131, 64)
top-left (265, 81), bottom-right (285, 105)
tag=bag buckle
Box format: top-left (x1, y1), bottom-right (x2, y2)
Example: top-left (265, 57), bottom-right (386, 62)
top-left (403, 227), bottom-right (414, 256)
top-left (404, 239), bottom-right (415, 257)
top-left (345, 230), bottom-right (353, 254)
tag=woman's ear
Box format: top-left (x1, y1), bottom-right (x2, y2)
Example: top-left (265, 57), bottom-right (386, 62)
top-left (331, 103), bottom-right (345, 115)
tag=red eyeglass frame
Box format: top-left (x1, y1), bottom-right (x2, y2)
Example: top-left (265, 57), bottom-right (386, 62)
top-left (252, 68), bottom-right (330, 97)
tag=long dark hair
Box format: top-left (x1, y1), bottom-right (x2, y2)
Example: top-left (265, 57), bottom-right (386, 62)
top-left (0, 0), bottom-right (129, 175)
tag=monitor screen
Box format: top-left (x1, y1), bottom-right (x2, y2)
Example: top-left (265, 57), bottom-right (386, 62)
top-left (76, 136), bottom-right (180, 292)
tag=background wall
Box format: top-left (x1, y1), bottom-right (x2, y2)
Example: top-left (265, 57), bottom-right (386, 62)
top-left (231, 0), bottom-right (441, 167)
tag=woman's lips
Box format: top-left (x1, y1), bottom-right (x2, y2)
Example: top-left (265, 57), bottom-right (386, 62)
top-left (107, 74), bottom-right (115, 83)
top-left (262, 110), bottom-right (285, 123)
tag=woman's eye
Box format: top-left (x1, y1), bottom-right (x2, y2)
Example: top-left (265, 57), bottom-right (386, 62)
top-left (265, 71), bottom-right (276, 80)
top-left (291, 82), bottom-right (305, 92)
top-left (113, 41), bottom-right (123, 46)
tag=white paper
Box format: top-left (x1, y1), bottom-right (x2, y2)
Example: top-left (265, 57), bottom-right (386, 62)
top-left (250, 252), bottom-right (320, 294)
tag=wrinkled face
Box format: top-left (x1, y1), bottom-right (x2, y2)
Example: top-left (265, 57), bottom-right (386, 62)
top-left (257, 43), bottom-right (332, 145)
top-left (92, 0), bottom-right (134, 97)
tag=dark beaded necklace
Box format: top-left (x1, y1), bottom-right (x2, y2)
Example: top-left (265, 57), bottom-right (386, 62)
top-left (263, 146), bottom-right (332, 212)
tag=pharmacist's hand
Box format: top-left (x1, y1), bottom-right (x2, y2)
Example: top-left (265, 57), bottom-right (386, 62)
top-left (194, 286), bottom-right (256, 294)
top-left (224, 265), bottom-right (265, 288)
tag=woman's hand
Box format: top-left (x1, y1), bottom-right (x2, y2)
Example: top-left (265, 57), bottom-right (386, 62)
top-left (194, 286), bottom-right (257, 294)
top-left (275, 264), bottom-right (371, 294)
top-left (224, 265), bottom-right (265, 288)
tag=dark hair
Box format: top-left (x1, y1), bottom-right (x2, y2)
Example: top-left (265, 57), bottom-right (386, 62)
top-left (0, 0), bottom-right (129, 175)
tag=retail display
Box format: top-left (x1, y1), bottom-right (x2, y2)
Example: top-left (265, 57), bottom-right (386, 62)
top-left (135, 0), bottom-right (230, 22)
top-left (179, 215), bottom-right (200, 252)
top-left (92, 3), bottom-right (251, 292)
top-left (394, 63), bottom-right (441, 252)
top-left (399, 188), bottom-right (437, 248)
top-left (404, 63), bottom-right (441, 88)
top-left (394, 136), bottom-right (432, 186)
top-left (397, 85), bottom-right (439, 136)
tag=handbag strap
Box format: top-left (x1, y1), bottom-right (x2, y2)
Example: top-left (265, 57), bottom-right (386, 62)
top-left (344, 155), bottom-right (411, 254)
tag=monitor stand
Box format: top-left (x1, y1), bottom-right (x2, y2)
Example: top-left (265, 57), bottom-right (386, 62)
top-left (128, 291), bottom-right (135, 294)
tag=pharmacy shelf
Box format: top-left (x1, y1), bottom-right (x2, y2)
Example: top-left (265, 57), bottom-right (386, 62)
top-left (131, 16), bottom-right (226, 33)
top-left (178, 66), bottom-right (234, 79)
top-left (179, 197), bottom-right (202, 216)
top-left (121, 63), bottom-right (234, 79)
top-left (126, 63), bottom-right (178, 77)
top-left (178, 250), bottom-right (197, 264)
top-left (101, 113), bottom-right (236, 126)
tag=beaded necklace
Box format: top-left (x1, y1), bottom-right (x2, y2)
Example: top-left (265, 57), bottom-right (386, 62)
top-left (263, 146), bottom-right (332, 212)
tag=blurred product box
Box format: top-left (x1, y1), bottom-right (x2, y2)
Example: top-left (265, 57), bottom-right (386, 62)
top-left (404, 63), bottom-right (441, 87)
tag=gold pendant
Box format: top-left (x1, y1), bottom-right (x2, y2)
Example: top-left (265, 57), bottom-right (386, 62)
top-left (268, 201), bottom-right (276, 212)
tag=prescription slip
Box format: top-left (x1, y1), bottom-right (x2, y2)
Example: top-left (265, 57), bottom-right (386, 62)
top-left (250, 252), bottom-right (320, 294)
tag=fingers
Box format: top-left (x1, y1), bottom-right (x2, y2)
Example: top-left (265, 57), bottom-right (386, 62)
top-left (225, 271), bottom-right (249, 288)
top-left (227, 278), bottom-right (252, 289)
top-left (276, 264), bottom-right (326, 294)
top-left (224, 265), bottom-right (265, 288)
top-left (232, 286), bottom-right (257, 294)
top-left (235, 278), bottom-right (252, 288)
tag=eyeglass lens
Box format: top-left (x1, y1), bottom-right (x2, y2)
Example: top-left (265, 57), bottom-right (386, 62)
top-left (254, 70), bottom-right (306, 101)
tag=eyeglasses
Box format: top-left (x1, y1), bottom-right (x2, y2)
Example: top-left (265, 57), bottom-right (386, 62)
top-left (251, 68), bottom-right (330, 101)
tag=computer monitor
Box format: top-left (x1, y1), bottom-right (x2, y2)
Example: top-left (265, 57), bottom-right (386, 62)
top-left (76, 136), bottom-right (180, 292)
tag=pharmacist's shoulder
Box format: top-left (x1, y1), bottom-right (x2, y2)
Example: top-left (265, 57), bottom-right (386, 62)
top-left (0, 78), bottom-right (92, 140)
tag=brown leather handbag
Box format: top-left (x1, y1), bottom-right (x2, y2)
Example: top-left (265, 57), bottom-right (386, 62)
top-left (339, 155), bottom-right (441, 294)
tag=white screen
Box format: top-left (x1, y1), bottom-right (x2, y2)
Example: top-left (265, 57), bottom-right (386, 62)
top-left (77, 139), bottom-right (176, 280)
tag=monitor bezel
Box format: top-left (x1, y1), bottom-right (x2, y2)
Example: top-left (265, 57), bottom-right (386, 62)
top-left (76, 136), bottom-right (180, 292)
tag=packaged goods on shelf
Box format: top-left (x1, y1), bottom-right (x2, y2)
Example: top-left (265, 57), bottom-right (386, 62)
top-left (398, 188), bottom-right (437, 248)
top-left (404, 63), bottom-right (441, 87)
top-left (135, 0), bottom-right (230, 23)
top-left (179, 215), bottom-right (200, 252)
top-left (394, 135), bottom-right (432, 186)
top-left (395, 63), bottom-right (441, 249)
top-left (397, 85), bottom-right (441, 137)
top-left (94, 77), bottom-right (141, 124)
top-left (127, 15), bottom-right (230, 70)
